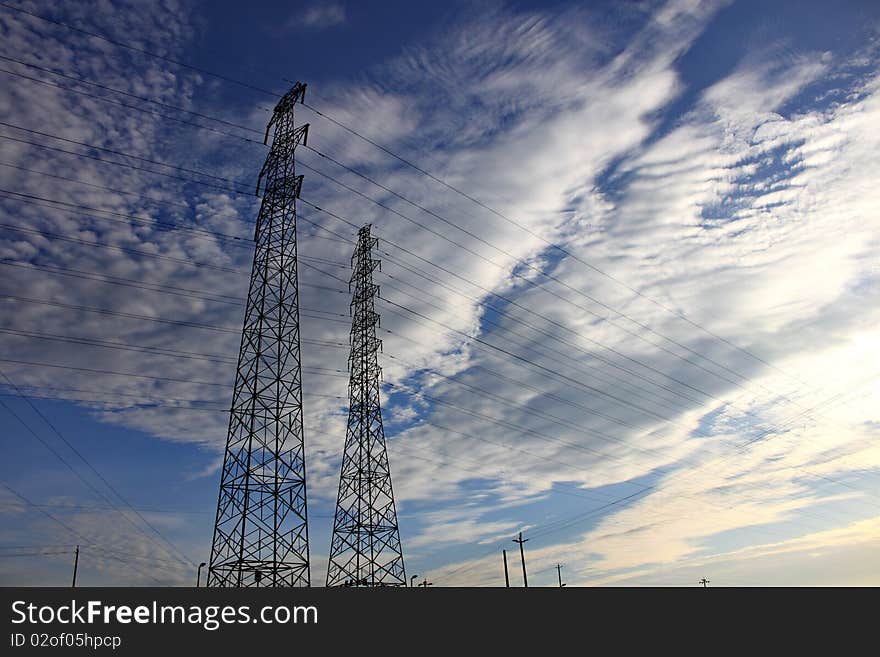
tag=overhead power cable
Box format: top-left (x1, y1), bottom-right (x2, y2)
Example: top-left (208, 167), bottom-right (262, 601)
top-left (0, 0), bottom-right (829, 406)
top-left (0, 53), bottom-right (265, 135)
top-left (0, 2), bottom-right (283, 98)
top-left (0, 120), bottom-right (842, 436)
top-left (0, 390), bottom-right (194, 569)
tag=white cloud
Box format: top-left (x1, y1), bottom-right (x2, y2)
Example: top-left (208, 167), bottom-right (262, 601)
top-left (293, 3), bottom-right (347, 30)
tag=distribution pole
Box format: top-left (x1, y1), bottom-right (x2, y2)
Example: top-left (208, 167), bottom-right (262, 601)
top-left (207, 82), bottom-right (311, 587)
top-left (71, 545), bottom-right (79, 588)
top-left (700, 578), bottom-right (710, 588)
top-left (556, 564), bottom-right (566, 588)
top-left (502, 549), bottom-right (510, 588)
top-left (326, 225), bottom-right (406, 587)
top-left (513, 532), bottom-right (529, 588)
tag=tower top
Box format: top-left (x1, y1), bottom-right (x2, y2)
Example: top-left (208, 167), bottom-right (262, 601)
top-left (263, 81), bottom-right (307, 144)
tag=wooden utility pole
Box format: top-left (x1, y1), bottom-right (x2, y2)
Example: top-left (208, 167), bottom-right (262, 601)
top-left (502, 549), bottom-right (510, 587)
top-left (556, 564), bottom-right (566, 588)
top-left (71, 545), bottom-right (79, 588)
top-left (512, 532), bottom-right (529, 588)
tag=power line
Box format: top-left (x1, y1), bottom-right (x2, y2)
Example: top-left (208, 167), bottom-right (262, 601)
top-left (0, 189), bottom-right (354, 274)
top-left (0, 65), bottom-right (266, 147)
top-left (0, 478), bottom-right (172, 585)
top-left (0, 369), bottom-right (197, 567)
top-left (1, 7), bottom-right (874, 585)
top-left (0, 293), bottom-right (351, 334)
top-left (0, 0), bottom-right (835, 410)
top-left (379, 274), bottom-right (698, 415)
top-left (0, 162), bottom-right (351, 247)
top-left (0, 551), bottom-right (75, 558)
top-left (0, 259), bottom-right (245, 306)
top-left (0, 121), bottom-right (252, 190)
top-left (0, 133), bottom-right (248, 195)
top-left (0, 282), bottom-right (651, 504)
top-left (0, 220), bottom-right (350, 283)
top-left (442, 379), bottom-right (880, 584)
top-left (5, 213), bottom-right (872, 504)
top-left (383, 297), bottom-right (688, 427)
top-left (9, 343), bottom-right (870, 528)
top-left (305, 198), bottom-right (719, 398)
top-left (387, 374), bottom-right (880, 534)
top-left (0, 3), bottom-right (868, 524)
top-left (388, 428), bottom-right (620, 507)
top-left (5, 317), bottom-right (848, 519)
top-left (383, 382), bottom-right (880, 540)
top-left (0, 120), bottom-right (845, 442)
top-left (377, 301), bottom-right (880, 495)
top-left (0, 53), bottom-right (265, 136)
top-left (0, 503), bottom-right (339, 518)
top-left (0, 325), bottom-right (668, 504)
top-left (376, 261), bottom-right (869, 471)
top-left (422, 370), bottom-right (880, 582)
top-left (298, 103), bottom-right (821, 401)
top-left (0, 357), bottom-right (229, 388)
top-left (0, 2), bottom-right (284, 99)
top-left (439, 489), bottom-right (649, 582)
top-left (0, 164), bottom-right (354, 247)
top-left (0, 116), bottom-right (830, 433)
top-left (254, 245), bottom-right (880, 502)
top-left (0, 188), bottom-right (254, 247)
top-left (3, 197), bottom-right (696, 430)
top-left (0, 540), bottom-right (81, 550)
top-left (4, 194), bottom-right (705, 428)
top-left (12, 291), bottom-right (847, 527)
top-left (3, 318), bottom-right (874, 565)
top-left (298, 262), bottom-right (705, 439)
top-left (301, 197), bottom-right (857, 441)
top-left (297, 156), bottom-right (789, 401)
top-left (0, 220), bottom-right (239, 273)
top-left (377, 255), bottom-right (710, 407)
top-left (0, 161), bottom-right (191, 210)
top-left (0, 335), bottom-right (349, 381)
top-left (0, 64), bottom-right (743, 422)
top-left (0, 487), bottom-right (172, 585)
top-left (0, 327), bottom-right (235, 364)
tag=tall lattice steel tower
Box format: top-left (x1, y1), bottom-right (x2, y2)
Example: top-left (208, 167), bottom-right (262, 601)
top-left (208, 82), bottom-right (311, 587)
top-left (326, 225), bottom-right (407, 587)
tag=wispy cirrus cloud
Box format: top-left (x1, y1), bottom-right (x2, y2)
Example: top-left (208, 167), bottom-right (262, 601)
top-left (288, 2), bottom-right (347, 30)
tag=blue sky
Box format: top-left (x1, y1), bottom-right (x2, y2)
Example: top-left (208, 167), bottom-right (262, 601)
top-left (1, 0), bottom-right (879, 586)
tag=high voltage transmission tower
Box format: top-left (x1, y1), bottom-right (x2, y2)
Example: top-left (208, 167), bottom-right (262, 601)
top-left (326, 225), bottom-right (407, 587)
top-left (208, 82), bottom-right (311, 587)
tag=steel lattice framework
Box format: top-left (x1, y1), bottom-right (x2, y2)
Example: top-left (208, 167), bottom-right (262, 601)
top-left (208, 82), bottom-right (311, 587)
top-left (326, 225), bottom-right (407, 587)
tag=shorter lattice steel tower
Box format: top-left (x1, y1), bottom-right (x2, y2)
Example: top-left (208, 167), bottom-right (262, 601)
top-left (326, 225), bottom-right (406, 587)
